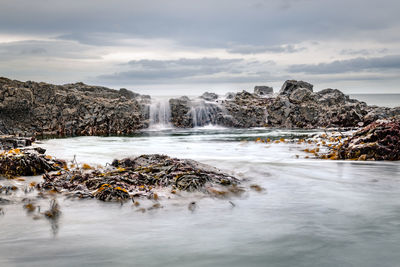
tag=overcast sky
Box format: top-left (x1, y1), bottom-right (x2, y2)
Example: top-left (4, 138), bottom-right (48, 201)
top-left (1, 0), bottom-right (400, 95)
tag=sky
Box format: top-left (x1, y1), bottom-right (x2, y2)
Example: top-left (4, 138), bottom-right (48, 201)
top-left (1, 0), bottom-right (400, 95)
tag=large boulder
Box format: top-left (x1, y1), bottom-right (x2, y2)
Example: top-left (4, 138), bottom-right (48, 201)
top-left (169, 96), bottom-right (192, 127)
top-left (279, 80), bottom-right (313, 96)
top-left (200, 92), bottom-right (218, 101)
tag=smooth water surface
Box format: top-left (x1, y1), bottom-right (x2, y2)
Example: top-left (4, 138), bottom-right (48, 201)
top-left (1, 128), bottom-right (400, 267)
top-left (350, 94), bottom-right (400, 108)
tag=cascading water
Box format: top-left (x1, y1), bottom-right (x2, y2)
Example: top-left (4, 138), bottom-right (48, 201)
top-left (148, 97), bottom-right (172, 129)
top-left (190, 99), bottom-right (226, 127)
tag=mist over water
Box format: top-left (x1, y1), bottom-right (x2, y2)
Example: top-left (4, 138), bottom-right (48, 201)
top-left (1, 128), bottom-right (400, 267)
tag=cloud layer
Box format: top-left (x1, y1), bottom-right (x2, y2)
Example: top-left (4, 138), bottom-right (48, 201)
top-left (0, 0), bottom-right (400, 93)
top-left (288, 55), bottom-right (400, 74)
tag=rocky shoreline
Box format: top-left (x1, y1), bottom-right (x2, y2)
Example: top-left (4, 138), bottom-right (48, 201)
top-left (1, 77), bottom-right (399, 137)
top-left (170, 80), bottom-right (400, 128)
top-left (0, 77), bottom-right (150, 137)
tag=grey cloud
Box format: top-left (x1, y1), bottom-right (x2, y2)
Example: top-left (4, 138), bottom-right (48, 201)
top-left (340, 48), bottom-right (389, 56)
top-left (227, 44), bottom-right (305, 54)
top-left (1, 0), bottom-right (400, 49)
top-left (20, 47), bottom-right (47, 55)
top-left (287, 55), bottom-right (400, 74)
top-left (97, 57), bottom-right (276, 84)
top-left (0, 40), bottom-right (102, 60)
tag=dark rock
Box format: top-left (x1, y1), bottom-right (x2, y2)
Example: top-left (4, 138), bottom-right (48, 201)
top-left (42, 154), bottom-right (241, 202)
top-left (119, 88), bottom-right (140, 99)
top-left (254, 86), bottom-right (273, 96)
top-left (0, 148), bottom-right (62, 177)
top-left (200, 92), bottom-right (218, 101)
top-left (288, 88), bottom-right (312, 104)
top-left (169, 96), bottom-right (192, 127)
top-left (225, 92), bottom-right (236, 99)
top-left (279, 80), bottom-right (313, 95)
top-left (338, 119), bottom-right (400, 160)
top-left (0, 135), bottom-right (34, 150)
top-left (0, 77), bottom-right (148, 136)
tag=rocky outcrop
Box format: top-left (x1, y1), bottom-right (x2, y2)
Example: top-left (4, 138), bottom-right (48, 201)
top-left (200, 92), bottom-right (218, 101)
top-left (0, 135), bottom-right (34, 150)
top-left (0, 77), bottom-right (149, 136)
top-left (168, 80), bottom-right (400, 129)
top-left (337, 119), bottom-right (400, 160)
top-left (279, 80), bottom-right (313, 95)
top-left (0, 148), bottom-right (62, 177)
top-left (254, 86), bottom-right (273, 96)
top-left (40, 154), bottom-right (241, 201)
top-left (2, 77), bottom-right (399, 132)
top-left (169, 96), bottom-right (193, 127)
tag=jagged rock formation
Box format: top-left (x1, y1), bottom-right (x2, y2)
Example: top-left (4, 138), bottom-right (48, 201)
top-left (1, 77), bottom-right (399, 133)
top-left (0, 77), bottom-right (149, 136)
top-left (337, 119), bottom-right (400, 160)
top-left (169, 80), bottom-right (400, 129)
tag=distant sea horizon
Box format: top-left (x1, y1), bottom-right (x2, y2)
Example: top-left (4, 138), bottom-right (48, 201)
top-left (349, 94), bottom-right (400, 108)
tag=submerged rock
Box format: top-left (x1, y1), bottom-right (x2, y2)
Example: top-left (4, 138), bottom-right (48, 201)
top-left (338, 119), bottom-right (400, 160)
top-left (41, 154), bottom-right (241, 202)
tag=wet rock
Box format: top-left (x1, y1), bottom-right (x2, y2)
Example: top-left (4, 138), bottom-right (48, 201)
top-left (41, 154), bottom-right (241, 202)
top-left (0, 77), bottom-right (148, 137)
top-left (0, 135), bottom-right (34, 150)
top-left (338, 119), bottom-right (400, 160)
top-left (169, 96), bottom-right (192, 127)
top-left (200, 92), bottom-right (218, 101)
top-left (118, 88), bottom-right (139, 99)
top-left (254, 86), bottom-right (273, 96)
top-left (225, 92), bottom-right (236, 100)
top-left (288, 88), bottom-right (312, 104)
top-left (0, 148), bottom-right (62, 177)
top-left (93, 184), bottom-right (130, 202)
top-left (0, 197), bottom-right (11, 204)
top-left (279, 80), bottom-right (313, 95)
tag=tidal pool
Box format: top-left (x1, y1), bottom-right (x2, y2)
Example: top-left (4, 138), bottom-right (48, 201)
top-left (1, 128), bottom-right (400, 267)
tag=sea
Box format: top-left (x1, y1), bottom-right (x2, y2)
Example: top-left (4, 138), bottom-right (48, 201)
top-left (0, 94), bottom-right (399, 267)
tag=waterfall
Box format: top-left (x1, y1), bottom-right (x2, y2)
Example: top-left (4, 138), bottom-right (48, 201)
top-left (190, 100), bottom-right (225, 127)
top-left (148, 98), bottom-right (172, 129)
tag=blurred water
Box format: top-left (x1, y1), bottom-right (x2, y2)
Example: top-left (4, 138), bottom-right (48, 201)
top-left (1, 128), bottom-right (400, 267)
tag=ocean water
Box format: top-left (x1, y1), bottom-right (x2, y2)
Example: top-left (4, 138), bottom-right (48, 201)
top-left (1, 128), bottom-right (400, 267)
top-left (349, 94), bottom-right (400, 108)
